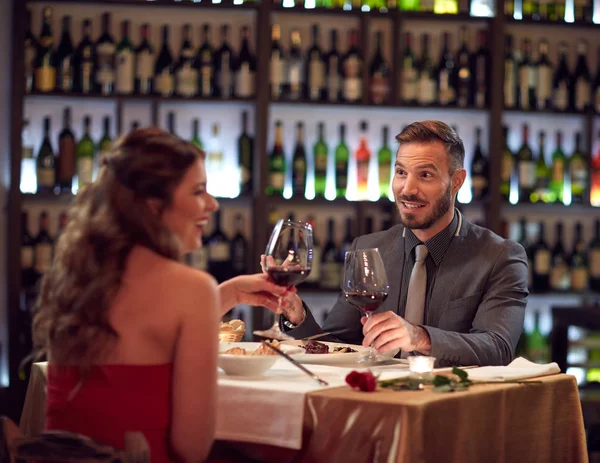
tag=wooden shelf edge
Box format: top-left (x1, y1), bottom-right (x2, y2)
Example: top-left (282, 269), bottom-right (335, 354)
top-left (26, 0), bottom-right (259, 10)
top-left (25, 91), bottom-right (257, 105)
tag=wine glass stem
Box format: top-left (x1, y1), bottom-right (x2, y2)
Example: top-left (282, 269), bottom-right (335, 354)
top-left (365, 312), bottom-right (377, 359)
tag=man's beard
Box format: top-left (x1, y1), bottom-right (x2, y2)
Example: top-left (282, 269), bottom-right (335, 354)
top-left (397, 183), bottom-right (453, 230)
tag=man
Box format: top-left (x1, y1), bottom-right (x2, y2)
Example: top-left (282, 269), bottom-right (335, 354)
top-left (272, 121), bottom-right (528, 367)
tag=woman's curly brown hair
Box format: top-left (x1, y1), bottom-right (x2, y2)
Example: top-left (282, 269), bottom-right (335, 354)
top-left (32, 128), bottom-right (205, 371)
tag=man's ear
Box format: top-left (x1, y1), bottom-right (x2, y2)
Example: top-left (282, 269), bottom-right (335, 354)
top-left (146, 198), bottom-right (162, 216)
top-left (452, 168), bottom-right (467, 194)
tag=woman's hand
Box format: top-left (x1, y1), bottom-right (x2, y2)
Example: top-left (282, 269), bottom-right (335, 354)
top-left (259, 254), bottom-right (305, 325)
top-left (217, 273), bottom-right (292, 315)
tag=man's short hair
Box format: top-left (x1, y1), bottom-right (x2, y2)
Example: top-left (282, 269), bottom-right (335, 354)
top-left (395, 121), bottom-right (465, 174)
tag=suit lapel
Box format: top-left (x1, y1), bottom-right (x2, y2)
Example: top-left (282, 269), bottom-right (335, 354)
top-left (426, 216), bottom-right (470, 326)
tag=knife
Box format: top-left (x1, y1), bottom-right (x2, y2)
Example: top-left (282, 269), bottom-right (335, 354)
top-left (261, 341), bottom-right (329, 386)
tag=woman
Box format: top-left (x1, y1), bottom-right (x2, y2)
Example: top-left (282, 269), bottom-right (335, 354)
top-left (33, 128), bottom-right (289, 462)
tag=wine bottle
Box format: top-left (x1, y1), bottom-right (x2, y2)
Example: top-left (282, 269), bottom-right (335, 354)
top-left (305, 215), bottom-right (322, 286)
top-left (504, 34), bottom-right (517, 109)
top-left (340, 217), bottom-right (354, 259)
top-left (292, 122), bottom-right (307, 197)
top-left (306, 25), bottom-right (325, 102)
top-left (207, 209), bottom-right (231, 283)
top-left (325, 29), bottom-right (341, 103)
top-left (437, 32), bottom-right (456, 106)
top-left (77, 116), bottom-right (95, 189)
top-left (313, 122), bottom-right (328, 198)
top-left (592, 130), bottom-right (600, 207)
top-left (552, 42), bottom-right (571, 112)
top-left (517, 124), bottom-right (535, 203)
top-left (35, 211), bottom-right (54, 274)
top-left (335, 123), bottom-right (349, 198)
top-left (570, 132), bottom-right (588, 204)
top-left (570, 222), bottom-right (588, 292)
top-left (175, 24), bottom-right (198, 98)
top-left (235, 25), bottom-right (256, 99)
top-left (594, 45), bottom-right (600, 114)
top-left (267, 120), bottom-right (285, 196)
top-left (116, 20), bottom-right (134, 95)
top-left (341, 29), bottom-right (362, 103)
top-left (96, 12), bottom-right (116, 95)
top-left (517, 38), bottom-right (535, 110)
top-left (153, 25), bottom-right (172, 97)
top-left (215, 24), bottom-right (234, 99)
top-left (378, 126), bottom-right (392, 199)
top-left (57, 107), bottom-right (75, 192)
top-left (135, 24), bottom-right (154, 95)
top-left (527, 312), bottom-right (549, 364)
top-left (207, 123), bottom-right (224, 197)
top-left (55, 16), bottom-right (74, 93)
top-left (270, 24), bottom-right (286, 100)
top-left (55, 211), bottom-right (68, 256)
top-left (500, 126), bottom-right (513, 201)
top-left (470, 127), bottom-right (489, 201)
top-left (35, 7), bottom-right (56, 93)
top-left (369, 31), bottom-right (390, 105)
top-left (238, 110), bottom-right (254, 195)
top-left (167, 112), bottom-right (176, 135)
top-left (36, 117), bottom-right (56, 193)
top-left (321, 218), bottom-right (341, 289)
top-left (517, 217), bottom-right (533, 289)
top-left (401, 32), bottom-right (417, 105)
top-left (473, 29), bottom-right (490, 109)
top-left (98, 116), bottom-right (112, 175)
top-left (355, 121), bottom-right (371, 200)
top-left (418, 34), bottom-right (436, 105)
top-left (533, 131), bottom-right (550, 203)
top-left (198, 24), bottom-right (214, 98)
top-left (550, 222), bottom-right (571, 291)
top-left (287, 30), bottom-right (304, 101)
top-left (455, 26), bottom-right (472, 108)
top-left (21, 211), bottom-right (37, 290)
top-left (536, 39), bottom-right (553, 111)
top-left (532, 222), bottom-right (551, 292)
top-left (20, 120), bottom-right (36, 194)
top-left (75, 19), bottom-right (95, 95)
top-left (589, 219), bottom-right (600, 291)
top-left (189, 229), bottom-right (208, 272)
top-left (550, 131), bottom-right (566, 204)
top-left (24, 9), bottom-right (37, 93)
top-left (230, 213), bottom-right (248, 277)
top-left (573, 39), bottom-right (592, 112)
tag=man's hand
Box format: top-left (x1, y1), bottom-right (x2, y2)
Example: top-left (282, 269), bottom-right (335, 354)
top-left (362, 311), bottom-right (431, 355)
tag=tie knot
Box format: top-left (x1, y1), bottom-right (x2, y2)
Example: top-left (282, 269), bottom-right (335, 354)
top-left (415, 245), bottom-right (428, 263)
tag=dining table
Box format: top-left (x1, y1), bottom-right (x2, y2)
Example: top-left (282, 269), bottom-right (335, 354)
top-left (19, 358), bottom-right (588, 463)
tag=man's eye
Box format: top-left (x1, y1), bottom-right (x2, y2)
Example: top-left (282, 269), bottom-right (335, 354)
top-left (421, 172), bottom-right (432, 178)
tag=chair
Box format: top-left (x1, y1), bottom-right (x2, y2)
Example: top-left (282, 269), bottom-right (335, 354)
top-left (0, 416), bottom-right (150, 463)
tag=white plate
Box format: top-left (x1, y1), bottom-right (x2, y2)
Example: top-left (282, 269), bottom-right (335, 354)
top-left (281, 341), bottom-right (400, 366)
top-left (218, 342), bottom-right (304, 376)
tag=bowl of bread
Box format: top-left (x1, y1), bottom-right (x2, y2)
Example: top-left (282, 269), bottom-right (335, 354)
top-left (218, 340), bottom-right (304, 376)
top-left (219, 319), bottom-right (246, 343)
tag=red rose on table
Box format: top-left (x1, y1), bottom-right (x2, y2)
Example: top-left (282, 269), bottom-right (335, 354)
top-left (345, 371), bottom-right (377, 392)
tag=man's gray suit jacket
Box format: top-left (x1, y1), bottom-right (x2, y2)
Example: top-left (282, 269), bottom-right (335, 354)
top-left (284, 216), bottom-right (529, 367)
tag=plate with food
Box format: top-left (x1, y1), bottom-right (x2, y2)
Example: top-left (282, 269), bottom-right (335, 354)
top-left (218, 341), bottom-right (304, 376)
top-left (281, 340), bottom-right (372, 365)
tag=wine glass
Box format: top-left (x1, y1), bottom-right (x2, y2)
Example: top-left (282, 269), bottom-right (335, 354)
top-left (253, 219), bottom-right (313, 341)
top-left (342, 248), bottom-right (390, 363)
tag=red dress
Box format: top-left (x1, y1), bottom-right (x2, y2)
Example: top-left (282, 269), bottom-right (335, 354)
top-left (45, 363), bottom-right (173, 463)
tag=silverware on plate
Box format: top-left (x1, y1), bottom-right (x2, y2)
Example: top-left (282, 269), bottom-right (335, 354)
top-left (261, 341), bottom-right (329, 386)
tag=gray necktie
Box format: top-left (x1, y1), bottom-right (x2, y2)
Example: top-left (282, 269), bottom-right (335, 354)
top-left (404, 244), bottom-right (429, 326)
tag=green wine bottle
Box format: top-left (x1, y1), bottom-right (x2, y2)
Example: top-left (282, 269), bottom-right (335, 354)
top-left (97, 116), bottom-right (112, 179)
top-left (191, 119), bottom-right (203, 149)
top-left (500, 126), bottom-right (513, 201)
top-left (335, 123), bottom-right (349, 199)
top-left (36, 117), bottom-right (56, 193)
top-left (570, 132), bottom-right (588, 204)
top-left (313, 122), bottom-right (328, 198)
top-left (533, 131), bottom-right (550, 203)
top-left (378, 126), bottom-right (392, 199)
top-left (267, 120), bottom-right (285, 197)
top-left (550, 131), bottom-right (566, 204)
top-left (527, 311), bottom-right (548, 364)
top-left (76, 115), bottom-right (95, 188)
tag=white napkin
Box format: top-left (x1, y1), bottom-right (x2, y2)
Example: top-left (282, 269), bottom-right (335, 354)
top-left (467, 357), bottom-right (560, 382)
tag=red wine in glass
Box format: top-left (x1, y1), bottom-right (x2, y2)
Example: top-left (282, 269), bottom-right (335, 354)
top-left (268, 266), bottom-right (311, 288)
top-left (344, 291), bottom-right (389, 314)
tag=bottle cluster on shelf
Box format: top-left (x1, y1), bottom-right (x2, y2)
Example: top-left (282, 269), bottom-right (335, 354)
top-left (26, 7), bottom-right (257, 99)
top-left (504, 35), bottom-right (600, 113)
top-left (20, 108), bottom-right (255, 199)
top-left (502, 125), bottom-right (600, 205)
top-left (505, 0), bottom-right (599, 24)
top-left (516, 218), bottom-right (600, 293)
top-left (266, 119), bottom-right (490, 202)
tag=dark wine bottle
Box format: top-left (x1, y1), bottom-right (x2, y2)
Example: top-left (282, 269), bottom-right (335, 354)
top-left (418, 34), bottom-right (436, 105)
top-left (35, 211), bottom-right (54, 274)
top-left (306, 24), bottom-right (325, 102)
top-left (517, 217), bottom-right (533, 289)
top-left (589, 219), bottom-right (600, 291)
top-left (270, 24), bottom-right (286, 100)
top-left (215, 24), bottom-right (234, 99)
top-left (75, 19), bottom-right (95, 95)
top-left (197, 24), bottom-right (214, 98)
top-left (550, 222), bottom-right (570, 291)
top-left (321, 218), bottom-right (341, 289)
top-left (287, 30), bottom-right (304, 101)
top-left (573, 39), bottom-right (592, 112)
top-left (21, 211), bottom-right (38, 290)
top-left (153, 25), bottom-right (172, 97)
top-left (369, 31), bottom-right (390, 105)
top-left (325, 29), bottom-right (341, 103)
top-left (570, 222), bottom-right (588, 292)
top-left (500, 125), bottom-right (513, 201)
top-left (24, 9), bottom-right (37, 93)
top-left (55, 16), bottom-right (75, 93)
top-left (292, 122), bottom-right (307, 197)
top-left (36, 117), bottom-right (55, 193)
top-left (207, 209), bottom-right (232, 283)
top-left (504, 34), bottom-right (517, 109)
top-left (455, 26), bottom-right (472, 108)
top-left (230, 213), bottom-right (248, 277)
top-left (238, 110), bottom-right (254, 195)
top-left (473, 29), bottom-right (490, 109)
top-left (401, 32), bottom-right (417, 105)
top-left (115, 20), bottom-right (135, 95)
top-left (35, 7), bottom-right (56, 93)
top-left (532, 222), bottom-right (551, 292)
top-left (57, 107), bottom-right (75, 192)
top-left (341, 29), bottom-right (362, 103)
top-left (235, 25), bottom-right (256, 99)
top-left (536, 39), bottom-right (553, 111)
top-left (517, 38), bottom-right (535, 110)
top-left (552, 42), bottom-right (571, 112)
top-left (470, 127), bottom-right (489, 201)
top-left (135, 24), bottom-right (154, 95)
top-left (175, 24), bottom-right (198, 98)
top-left (267, 121), bottom-right (285, 196)
top-left (95, 12), bottom-right (116, 95)
top-left (437, 32), bottom-right (456, 106)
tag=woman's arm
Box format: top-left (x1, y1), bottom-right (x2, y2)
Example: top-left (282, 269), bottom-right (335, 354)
top-left (217, 273), bottom-right (288, 316)
top-left (171, 272), bottom-right (219, 462)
